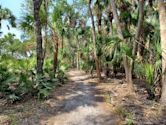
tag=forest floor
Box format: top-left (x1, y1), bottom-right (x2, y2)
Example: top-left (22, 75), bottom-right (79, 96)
top-left (0, 70), bottom-right (166, 125)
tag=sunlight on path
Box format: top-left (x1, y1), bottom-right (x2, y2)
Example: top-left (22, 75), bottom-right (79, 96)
top-left (44, 70), bottom-right (119, 125)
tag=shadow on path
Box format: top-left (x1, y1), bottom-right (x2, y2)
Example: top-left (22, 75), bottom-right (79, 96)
top-left (36, 70), bottom-right (120, 125)
top-left (0, 70), bottom-right (120, 125)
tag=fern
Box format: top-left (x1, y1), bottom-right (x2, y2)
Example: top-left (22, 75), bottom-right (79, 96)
top-left (7, 94), bottom-right (20, 103)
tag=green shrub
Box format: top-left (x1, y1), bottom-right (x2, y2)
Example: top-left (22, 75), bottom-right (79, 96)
top-left (0, 64), bottom-right (66, 102)
top-left (144, 63), bottom-right (155, 85)
top-left (133, 62), bottom-right (144, 78)
top-left (33, 75), bottom-right (56, 99)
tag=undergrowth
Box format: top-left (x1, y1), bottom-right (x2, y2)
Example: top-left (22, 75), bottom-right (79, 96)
top-left (0, 63), bottom-right (67, 103)
top-left (115, 106), bottom-right (134, 125)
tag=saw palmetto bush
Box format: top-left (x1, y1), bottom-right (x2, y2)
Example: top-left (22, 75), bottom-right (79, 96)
top-left (0, 35), bottom-right (67, 102)
top-left (144, 63), bottom-right (155, 85)
top-left (102, 36), bottom-right (133, 72)
top-left (0, 60), bottom-right (65, 102)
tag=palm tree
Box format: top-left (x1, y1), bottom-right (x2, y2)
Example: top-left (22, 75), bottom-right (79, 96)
top-left (51, 27), bottom-right (59, 74)
top-left (107, 4), bottom-right (113, 36)
top-left (110, 0), bottom-right (133, 91)
top-left (132, 0), bottom-right (145, 58)
top-left (0, 5), bottom-right (16, 30)
top-left (42, 0), bottom-right (49, 62)
top-left (94, 0), bottom-right (103, 34)
top-left (33, 0), bottom-right (44, 74)
top-left (110, 0), bottom-right (123, 39)
top-left (158, 0), bottom-right (166, 104)
top-left (89, 0), bottom-right (102, 80)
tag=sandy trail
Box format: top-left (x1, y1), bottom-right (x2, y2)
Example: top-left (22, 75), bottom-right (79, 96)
top-left (1, 70), bottom-right (165, 125)
top-left (0, 70), bottom-right (119, 125)
top-left (44, 70), bottom-right (119, 125)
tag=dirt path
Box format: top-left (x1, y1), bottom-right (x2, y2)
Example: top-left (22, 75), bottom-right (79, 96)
top-left (43, 70), bottom-right (119, 125)
top-left (1, 70), bottom-right (166, 124)
top-left (0, 70), bottom-right (121, 125)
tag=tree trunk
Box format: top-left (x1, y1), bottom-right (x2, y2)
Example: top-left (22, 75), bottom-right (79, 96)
top-left (61, 29), bottom-right (64, 52)
top-left (109, 22), bottom-right (113, 36)
top-left (158, 0), bottom-right (166, 104)
top-left (52, 30), bottom-right (59, 74)
top-left (76, 52), bottom-right (80, 70)
top-left (89, 0), bottom-right (101, 80)
top-left (97, 16), bottom-right (102, 34)
top-left (110, 0), bottom-right (123, 39)
top-left (96, 2), bottom-right (103, 75)
top-left (123, 56), bottom-right (134, 91)
top-left (110, 0), bottom-right (133, 91)
top-left (76, 35), bottom-right (80, 70)
top-left (136, 37), bottom-right (144, 61)
top-left (43, 0), bottom-right (48, 61)
top-left (48, 23), bottom-right (59, 74)
top-left (53, 42), bottom-right (58, 74)
top-left (107, 6), bottom-right (113, 36)
top-left (33, 0), bottom-right (43, 74)
top-left (132, 0), bottom-right (145, 56)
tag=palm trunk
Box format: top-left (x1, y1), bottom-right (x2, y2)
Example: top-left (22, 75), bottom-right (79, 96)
top-left (76, 53), bottom-right (79, 69)
top-left (52, 31), bottom-right (59, 74)
top-left (61, 29), bottom-right (64, 52)
top-left (49, 26), bottom-right (58, 74)
top-left (132, 0), bottom-right (145, 56)
top-left (48, 23), bottom-right (59, 74)
top-left (109, 22), bottom-right (113, 36)
top-left (108, 7), bottom-right (113, 36)
top-left (89, 0), bottom-right (101, 80)
top-left (53, 41), bottom-right (58, 74)
top-left (123, 56), bottom-right (133, 90)
top-left (96, 4), bottom-right (102, 74)
top-left (158, 0), bottom-right (166, 104)
top-left (76, 48), bottom-right (80, 70)
top-left (43, 0), bottom-right (48, 61)
top-left (33, 0), bottom-right (43, 74)
top-left (97, 17), bottom-right (102, 34)
top-left (136, 37), bottom-right (144, 61)
top-left (110, 0), bottom-right (133, 91)
top-left (110, 0), bottom-right (123, 39)
top-left (76, 35), bottom-right (80, 70)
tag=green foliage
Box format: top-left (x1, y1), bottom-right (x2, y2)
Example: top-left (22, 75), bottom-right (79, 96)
top-left (120, 11), bottom-right (132, 26)
top-left (154, 42), bottom-right (162, 60)
top-left (0, 5), bottom-right (16, 28)
top-left (0, 67), bottom-right (66, 102)
top-left (19, 14), bottom-right (34, 32)
top-left (7, 94), bottom-right (20, 103)
top-left (133, 62), bottom-right (144, 78)
top-left (0, 54), bottom-right (66, 102)
top-left (9, 114), bottom-right (18, 125)
top-left (0, 0), bottom-right (164, 106)
top-left (33, 75), bottom-right (56, 99)
top-left (120, 42), bottom-right (132, 58)
top-left (102, 36), bottom-right (133, 68)
top-left (115, 106), bottom-right (134, 125)
top-left (144, 63), bottom-right (155, 85)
